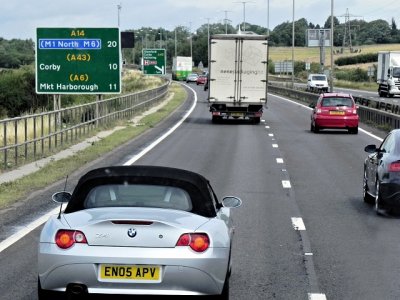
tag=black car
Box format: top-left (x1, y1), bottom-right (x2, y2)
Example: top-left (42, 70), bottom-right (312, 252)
top-left (363, 129), bottom-right (400, 215)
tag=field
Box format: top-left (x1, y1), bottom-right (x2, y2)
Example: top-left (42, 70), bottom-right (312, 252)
top-left (269, 43), bottom-right (400, 69)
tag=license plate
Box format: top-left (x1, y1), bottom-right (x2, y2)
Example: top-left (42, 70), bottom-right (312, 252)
top-left (329, 111), bottom-right (345, 115)
top-left (99, 264), bottom-right (161, 283)
top-left (231, 112), bottom-right (243, 117)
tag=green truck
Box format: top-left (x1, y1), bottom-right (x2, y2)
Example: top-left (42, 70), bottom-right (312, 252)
top-left (172, 56), bottom-right (192, 81)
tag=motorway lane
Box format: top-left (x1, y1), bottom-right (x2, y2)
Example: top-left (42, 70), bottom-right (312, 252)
top-left (135, 85), bottom-right (311, 299)
top-left (266, 95), bottom-right (400, 299)
top-left (0, 82), bottom-right (398, 299)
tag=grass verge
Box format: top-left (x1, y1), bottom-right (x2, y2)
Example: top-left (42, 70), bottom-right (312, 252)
top-left (0, 82), bottom-right (187, 209)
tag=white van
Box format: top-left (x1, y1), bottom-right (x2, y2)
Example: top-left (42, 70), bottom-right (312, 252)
top-left (307, 74), bottom-right (329, 92)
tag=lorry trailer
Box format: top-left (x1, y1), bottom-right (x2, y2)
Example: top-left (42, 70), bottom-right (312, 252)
top-left (207, 33), bottom-right (268, 123)
top-left (377, 51), bottom-right (400, 97)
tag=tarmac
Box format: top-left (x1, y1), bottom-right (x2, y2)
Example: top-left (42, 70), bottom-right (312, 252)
top-left (0, 95), bottom-right (171, 185)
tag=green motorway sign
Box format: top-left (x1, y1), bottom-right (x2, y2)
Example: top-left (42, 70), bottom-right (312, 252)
top-left (36, 27), bottom-right (121, 94)
top-left (142, 49), bottom-right (166, 75)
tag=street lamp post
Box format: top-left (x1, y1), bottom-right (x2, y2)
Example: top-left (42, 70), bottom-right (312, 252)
top-left (117, 3), bottom-right (121, 27)
top-left (267, 0), bottom-right (270, 36)
top-left (292, 0), bottom-right (295, 88)
top-left (330, 0), bottom-right (334, 92)
top-left (174, 27), bottom-right (177, 57)
top-left (223, 10), bottom-right (232, 34)
top-left (234, 1), bottom-right (254, 32)
top-left (206, 18), bottom-right (210, 68)
top-left (189, 22), bottom-right (193, 58)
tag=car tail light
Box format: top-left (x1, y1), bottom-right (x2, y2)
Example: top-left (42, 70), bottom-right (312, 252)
top-left (55, 230), bottom-right (87, 249)
top-left (176, 233), bottom-right (210, 252)
top-left (389, 162), bottom-right (400, 172)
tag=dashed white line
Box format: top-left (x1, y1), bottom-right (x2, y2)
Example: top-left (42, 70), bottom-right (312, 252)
top-left (282, 180), bottom-right (291, 188)
top-left (268, 133), bottom-right (274, 137)
top-left (276, 158), bottom-right (284, 164)
top-left (291, 217), bottom-right (306, 230)
top-left (308, 293), bottom-right (327, 300)
top-left (272, 144), bottom-right (279, 148)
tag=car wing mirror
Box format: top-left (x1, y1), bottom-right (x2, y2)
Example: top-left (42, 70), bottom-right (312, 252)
top-left (222, 196), bottom-right (242, 208)
top-left (364, 144), bottom-right (377, 153)
top-left (52, 191), bottom-right (72, 203)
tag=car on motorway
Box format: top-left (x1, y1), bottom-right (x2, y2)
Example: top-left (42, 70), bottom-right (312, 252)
top-left (38, 165), bottom-right (242, 299)
top-left (196, 74), bottom-right (208, 85)
top-left (363, 129), bottom-right (400, 215)
top-left (185, 73), bottom-right (199, 83)
top-left (310, 92), bottom-right (359, 134)
top-left (306, 73), bottom-right (329, 92)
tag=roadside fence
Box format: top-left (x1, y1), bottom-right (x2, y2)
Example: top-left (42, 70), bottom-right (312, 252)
top-left (0, 81), bottom-right (170, 171)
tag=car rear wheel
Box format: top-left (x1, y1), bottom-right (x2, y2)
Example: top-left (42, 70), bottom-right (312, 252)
top-left (375, 180), bottom-right (386, 215)
top-left (363, 170), bottom-right (374, 204)
top-left (349, 127), bottom-right (358, 134)
top-left (38, 279), bottom-right (64, 300)
top-left (212, 273), bottom-right (230, 300)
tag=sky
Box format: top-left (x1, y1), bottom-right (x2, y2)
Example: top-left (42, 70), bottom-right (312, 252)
top-left (1, 0), bottom-right (399, 40)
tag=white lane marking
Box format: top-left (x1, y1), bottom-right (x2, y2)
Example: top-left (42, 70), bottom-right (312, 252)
top-left (268, 133), bottom-right (274, 137)
top-left (282, 180), bottom-right (291, 188)
top-left (265, 126), bottom-right (270, 129)
top-left (272, 94), bottom-right (383, 142)
top-left (272, 144), bottom-right (279, 148)
top-left (124, 84), bottom-right (197, 165)
top-left (308, 293), bottom-right (327, 300)
top-left (0, 84), bottom-right (198, 254)
top-left (305, 252), bottom-right (313, 256)
top-left (291, 217), bottom-right (306, 230)
top-left (276, 158), bottom-right (284, 164)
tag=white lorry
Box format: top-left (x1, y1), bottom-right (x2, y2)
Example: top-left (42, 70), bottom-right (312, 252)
top-left (207, 34), bottom-right (268, 123)
top-left (172, 56), bottom-right (192, 81)
top-left (377, 51), bottom-right (400, 97)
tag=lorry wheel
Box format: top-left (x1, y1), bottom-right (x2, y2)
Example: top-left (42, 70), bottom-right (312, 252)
top-left (253, 117), bottom-right (260, 124)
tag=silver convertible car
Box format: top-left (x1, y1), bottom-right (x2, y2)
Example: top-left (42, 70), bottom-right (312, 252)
top-left (38, 165), bottom-right (242, 299)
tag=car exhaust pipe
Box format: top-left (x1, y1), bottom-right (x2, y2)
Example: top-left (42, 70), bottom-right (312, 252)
top-left (66, 283), bottom-right (88, 295)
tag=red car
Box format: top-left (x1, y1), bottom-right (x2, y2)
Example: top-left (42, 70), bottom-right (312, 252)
top-left (310, 92), bottom-right (359, 134)
top-left (196, 75), bottom-right (208, 85)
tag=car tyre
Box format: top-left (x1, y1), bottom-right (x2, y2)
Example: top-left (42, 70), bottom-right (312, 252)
top-left (363, 170), bottom-right (374, 204)
top-left (312, 124), bottom-right (319, 133)
top-left (349, 127), bottom-right (358, 134)
top-left (212, 116), bottom-right (221, 123)
top-left (375, 180), bottom-right (386, 215)
top-left (212, 273), bottom-right (230, 300)
top-left (38, 278), bottom-right (64, 300)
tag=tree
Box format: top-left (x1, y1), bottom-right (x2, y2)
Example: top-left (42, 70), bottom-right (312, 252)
top-left (357, 19), bottom-right (391, 44)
